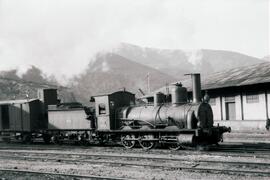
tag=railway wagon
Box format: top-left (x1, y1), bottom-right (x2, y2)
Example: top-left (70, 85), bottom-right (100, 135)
top-left (45, 103), bottom-right (91, 143)
top-left (0, 89), bottom-right (90, 143)
top-left (0, 99), bottom-right (45, 132)
top-left (0, 89), bottom-right (58, 142)
top-left (0, 99), bottom-right (46, 142)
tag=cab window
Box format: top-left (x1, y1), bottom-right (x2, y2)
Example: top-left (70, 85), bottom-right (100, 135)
top-left (98, 103), bottom-right (106, 115)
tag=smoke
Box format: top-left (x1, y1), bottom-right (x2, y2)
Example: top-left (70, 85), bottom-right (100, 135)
top-left (16, 65), bottom-right (32, 78)
top-left (185, 49), bottom-right (203, 66)
top-left (101, 61), bottom-right (110, 72)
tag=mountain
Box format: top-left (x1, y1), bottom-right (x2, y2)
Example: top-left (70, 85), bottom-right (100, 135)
top-left (1, 43), bottom-right (265, 104)
top-left (114, 43), bottom-right (265, 78)
top-left (71, 43), bottom-right (264, 103)
top-left (262, 55), bottom-right (270, 61)
top-left (71, 53), bottom-right (177, 104)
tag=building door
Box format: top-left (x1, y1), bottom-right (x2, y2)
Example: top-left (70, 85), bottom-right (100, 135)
top-left (226, 102), bottom-right (236, 120)
top-left (1, 105), bottom-right (10, 129)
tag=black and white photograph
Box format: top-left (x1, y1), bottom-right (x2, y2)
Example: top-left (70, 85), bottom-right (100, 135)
top-left (0, 0), bottom-right (269, 179)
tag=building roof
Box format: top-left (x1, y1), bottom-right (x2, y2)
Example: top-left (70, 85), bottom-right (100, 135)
top-left (0, 99), bottom-right (38, 105)
top-left (151, 62), bottom-right (270, 96)
top-left (200, 62), bottom-right (270, 90)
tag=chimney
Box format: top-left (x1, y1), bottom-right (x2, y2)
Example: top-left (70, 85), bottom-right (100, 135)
top-left (191, 74), bottom-right (201, 103)
top-left (185, 73), bottom-right (201, 103)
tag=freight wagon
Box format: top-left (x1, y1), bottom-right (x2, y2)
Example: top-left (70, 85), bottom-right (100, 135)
top-left (0, 99), bottom-right (46, 142)
top-left (0, 89), bottom-right (89, 143)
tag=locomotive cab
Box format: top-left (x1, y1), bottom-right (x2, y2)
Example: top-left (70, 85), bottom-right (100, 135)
top-left (92, 91), bottom-right (135, 131)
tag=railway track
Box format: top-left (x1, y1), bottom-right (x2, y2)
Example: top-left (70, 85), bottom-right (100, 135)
top-left (2, 140), bottom-right (270, 150)
top-left (1, 142), bottom-right (270, 159)
top-left (0, 168), bottom-right (129, 180)
top-left (0, 149), bottom-right (270, 166)
top-left (0, 150), bottom-right (269, 177)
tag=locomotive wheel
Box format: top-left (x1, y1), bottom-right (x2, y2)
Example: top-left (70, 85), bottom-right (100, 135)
top-left (51, 136), bottom-right (62, 144)
top-left (139, 135), bottom-right (156, 150)
top-left (80, 140), bottom-right (90, 146)
top-left (22, 134), bottom-right (32, 144)
top-left (168, 143), bottom-right (182, 151)
top-left (42, 134), bottom-right (51, 144)
top-left (121, 134), bottom-right (136, 149)
top-left (139, 140), bottom-right (156, 150)
top-left (78, 138), bottom-right (88, 146)
top-left (2, 137), bottom-right (11, 143)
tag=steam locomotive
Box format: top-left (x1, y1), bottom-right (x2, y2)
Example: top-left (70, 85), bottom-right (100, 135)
top-left (90, 74), bottom-right (230, 149)
top-left (0, 74), bottom-right (230, 150)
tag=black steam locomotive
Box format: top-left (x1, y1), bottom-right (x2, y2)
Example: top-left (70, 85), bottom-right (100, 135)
top-left (90, 74), bottom-right (230, 149)
top-left (0, 74), bottom-right (230, 150)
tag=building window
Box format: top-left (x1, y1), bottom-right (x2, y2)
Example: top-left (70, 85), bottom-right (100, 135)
top-left (98, 103), bottom-right (106, 115)
top-left (225, 96), bottom-right (235, 102)
top-left (246, 93), bottom-right (259, 103)
top-left (209, 98), bottom-right (216, 105)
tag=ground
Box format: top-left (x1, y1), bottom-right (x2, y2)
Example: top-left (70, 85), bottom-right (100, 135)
top-left (0, 131), bottom-right (269, 179)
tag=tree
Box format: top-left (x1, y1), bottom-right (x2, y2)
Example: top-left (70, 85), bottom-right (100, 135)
top-left (22, 66), bottom-right (47, 83)
top-left (0, 69), bottom-right (20, 80)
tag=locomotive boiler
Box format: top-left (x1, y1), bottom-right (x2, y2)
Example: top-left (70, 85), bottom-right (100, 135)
top-left (93, 74), bottom-right (231, 150)
top-left (118, 83), bottom-right (213, 130)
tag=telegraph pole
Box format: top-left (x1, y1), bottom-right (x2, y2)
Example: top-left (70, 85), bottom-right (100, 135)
top-left (147, 73), bottom-right (150, 93)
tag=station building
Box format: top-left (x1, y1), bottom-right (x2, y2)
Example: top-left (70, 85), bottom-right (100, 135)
top-left (151, 62), bottom-right (270, 131)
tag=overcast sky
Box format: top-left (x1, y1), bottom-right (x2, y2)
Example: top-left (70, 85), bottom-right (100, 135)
top-left (0, 0), bottom-right (269, 80)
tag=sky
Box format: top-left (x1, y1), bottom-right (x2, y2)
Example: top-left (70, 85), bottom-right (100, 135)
top-left (0, 0), bottom-right (269, 81)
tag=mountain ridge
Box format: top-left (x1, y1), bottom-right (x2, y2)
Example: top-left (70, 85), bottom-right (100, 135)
top-left (0, 43), bottom-right (266, 104)
top-left (114, 43), bottom-right (265, 78)
top-left (71, 53), bottom-right (177, 104)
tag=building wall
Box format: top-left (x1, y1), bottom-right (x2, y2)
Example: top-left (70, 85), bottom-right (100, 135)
top-left (209, 97), bottom-right (222, 120)
top-left (211, 90), bottom-right (269, 122)
top-left (0, 106), bottom-right (2, 130)
top-left (242, 91), bottom-right (267, 120)
top-left (267, 91), bottom-right (270, 119)
top-left (220, 95), bottom-right (242, 120)
top-left (221, 96), bottom-right (225, 120)
top-left (235, 94), bottom-right (243, 120)
top-left (210, 90), bottom-right (269, 131)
